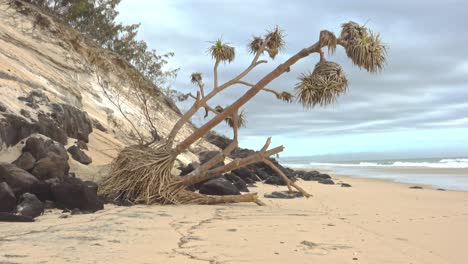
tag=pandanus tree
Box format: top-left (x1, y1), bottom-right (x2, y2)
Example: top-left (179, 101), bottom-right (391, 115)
top-left (100, 21), bottom-right (386, 205)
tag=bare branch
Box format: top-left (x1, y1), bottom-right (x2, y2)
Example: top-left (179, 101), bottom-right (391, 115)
top-left (263, 159), bottom-right (311, 198)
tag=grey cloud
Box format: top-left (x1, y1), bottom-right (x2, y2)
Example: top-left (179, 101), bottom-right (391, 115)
top-left (118, 0), bottom-right (468, 155)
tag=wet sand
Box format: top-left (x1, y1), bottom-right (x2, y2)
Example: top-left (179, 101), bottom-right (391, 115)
top-left (1, 176), bottom-right (468, 264)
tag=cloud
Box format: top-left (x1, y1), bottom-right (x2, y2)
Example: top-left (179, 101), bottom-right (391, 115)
top-left (117, 0), bottom-right (468, 157)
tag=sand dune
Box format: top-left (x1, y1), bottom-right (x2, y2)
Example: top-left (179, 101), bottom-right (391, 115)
top-left (1, 177), bottom-right (467, 264)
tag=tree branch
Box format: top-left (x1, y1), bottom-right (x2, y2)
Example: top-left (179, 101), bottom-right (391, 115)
top-left (175, 36), bottom-right (326, 154)
top-left (263, 159), bottom-right (311, 198)
top-left (181, 137), bottom-right (284, 186)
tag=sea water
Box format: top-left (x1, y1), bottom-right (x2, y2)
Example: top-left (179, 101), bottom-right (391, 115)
top-left (279, 157), bottom-right (468, 191)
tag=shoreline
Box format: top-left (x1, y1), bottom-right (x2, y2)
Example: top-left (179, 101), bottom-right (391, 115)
top-left (2, 177), bottom-right (468, 263)
top-left (295, 166), bottom-right (468, 192)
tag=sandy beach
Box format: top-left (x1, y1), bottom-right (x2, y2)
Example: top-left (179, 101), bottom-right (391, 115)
top-left (1, 175), bottom-right (467, 264)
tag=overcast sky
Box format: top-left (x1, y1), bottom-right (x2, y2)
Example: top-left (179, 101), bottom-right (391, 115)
top-left (117, 0), bottom-right (468, 158)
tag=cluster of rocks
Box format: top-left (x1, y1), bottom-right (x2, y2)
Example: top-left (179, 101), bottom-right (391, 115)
top-left (0, 137), bottom-right (103, 222)
top-left (0, 91), bottom-right (105, 222)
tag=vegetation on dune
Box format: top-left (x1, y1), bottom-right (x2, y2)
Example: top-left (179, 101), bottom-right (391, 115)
top-left (18, 0), bottom-right (179, 99)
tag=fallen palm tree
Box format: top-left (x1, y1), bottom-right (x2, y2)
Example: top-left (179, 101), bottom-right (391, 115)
top-left (100, 22), bottom-right (386, 205)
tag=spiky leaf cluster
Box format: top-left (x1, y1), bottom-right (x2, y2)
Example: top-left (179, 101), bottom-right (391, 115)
top-left (248, 36), bottom-right (264, 54)
top-left (276, 91), bottom-right (294, 103)
top-left (340, 21), bottom-right (386, 73)
top-left (215, 106), bottom-right (247, 128)
top-left (295, 61), bottom-right (348, 108)
top-left (209, 39), bottom-right (235, 63)
top-left (320, 30), bottom-right (337, 55)
top-left (190, 72), bottom-right (203, 84)
top-left (264, 26), bottom-right (285, 59)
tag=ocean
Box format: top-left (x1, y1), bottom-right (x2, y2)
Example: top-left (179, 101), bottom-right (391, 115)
top-left (279, 157), bottom-right (468, 191)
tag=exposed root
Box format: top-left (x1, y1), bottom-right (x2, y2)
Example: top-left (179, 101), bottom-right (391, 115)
top-left (99, 144), bottom-right (263, 205)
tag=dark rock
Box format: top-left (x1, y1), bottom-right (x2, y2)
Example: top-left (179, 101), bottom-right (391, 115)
top-left (0, 163), bottom-right (39, 195)
top-left (76, 140), bottom-right (88, 150)
top-left (20, 109), bottom-right (31, 118)
top-left (199, 177), bottom-right (240, 196)
top-left (264, 176), bottom-right (287, 186)
top-left (45, 140), bottom-right (68, 160)
top-left (299, 170), bottom-right (320, 181)
top-left (409, 186), bottom-right (423, 189)
top-left (316, 173), bottom-right (331, 179)
top-left (18, 90), bottom-right (49, 109)
top-left (204, 132), bottom-right (232, 150)
top-left (224, 173), bottom-right (249, 192)
top-left (341, 183), bottom-right (352, 187)
top-left (23, 137), bottom-right (47, 160)
top-left (437, 188), bottom-right (446, 191)
top-left (264, 191), bottom-right (304, 199)
top-left (92, 118), bottom-right (108, 132)
top-left (83, 181), bottom-right (98, 195)
top-left (36, 112), bottom-right (68, 145)
top-left (318, 179), bottom-right (335, 185)
top-left (13, 152), bottom-right (36, 171)
top-left (16, 193), bottom-right (44, 218)
top-left (67, 145), bottom-right (92, 165)
top-left (199, 151), bottom-right (224, 168)
top-left (44, 200), bottom-right (55, 209)
top-left (0, 102), bottom-right (6, 112)
top-left (32, 153), bottom-right (69, 180)
top-left (50, 103), bottom-right (93, 142)
top-left (0, 212), bottom-right (35, 222)
top-left (30, 181), bottom-right (53, 202)
top-left (0, 182), bottom-right (16, 213)
top-left (255, 168), bottom-right (271, 180)
top-left (232, 167), bottom-right (257, 183)
top-left (0, 113), bottom-right (39, 147)
top-left (179, 162), bottom-right (199, 176)
top-left (51, 176), bottom-right (104, 212)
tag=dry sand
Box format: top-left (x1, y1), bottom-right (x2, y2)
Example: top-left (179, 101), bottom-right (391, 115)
top-left (1, 176), bottom-right (468, 264)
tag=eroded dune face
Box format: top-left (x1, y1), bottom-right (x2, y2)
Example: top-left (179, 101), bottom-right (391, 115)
top-left (0, 1), bottom-right (218, 179)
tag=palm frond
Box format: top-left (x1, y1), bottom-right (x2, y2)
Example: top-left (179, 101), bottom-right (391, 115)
top-left (295, 61), bottom-right (348, 108)
top-left (248, 36), bottom-right (264, 54)
top-left (209, 39), bottom-right (235, 63)
top-left (265, 26), bottom-right (285, 51)
top-left (190, 72), bottom-right (203, 84)
top-left (320, 30), bottom-right (337, 55)
top-left (340, 22), bottom-right (387, 73)
top-left (276, 91), bottom-right (294, 103)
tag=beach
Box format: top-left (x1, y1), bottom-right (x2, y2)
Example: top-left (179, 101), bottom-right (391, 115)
top-left (1, 175), bottom-right (467, 264)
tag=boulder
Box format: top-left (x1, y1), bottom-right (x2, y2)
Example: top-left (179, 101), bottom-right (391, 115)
top-left (23, 137), bottom-right (47, 160)
top-left (318, 179), bottom-right (335, 185)
top-left (32, 153), bottom-right (69, 180)
top-left (0, 182), bottom-right (16, 213)
top-left (0, 212), bottom-right (34, 222)
top-left (76, 140), bottom-right (88, 150)
top-left (50, 103), bottom-right (93, 143)
top-left (224, 173), bottom-right (249, 192)
top-left (67, 145), bottom-right (92, 165)
top-left (83, 181), bottom-right (98, 195)
top-left (199, 177), bottom-right (240, 196)
top-left (232, 167), bottom-right (257, 183)
top-left (16, 193), bottom-right (44, 218)
top-left (0, 102), bottom-right (6, 112)
top-left (30, 181), bottom-right (54, 202)
top-left (179, 162), bottom-right (199, 176)
top-left (92, 118), bottom-right (108, 132)
top-left (264, 191), bottom-right (304, 199)
top-left (255, 168), bottom-right (271, 180)
top-left (198, 151), bottom-right (224, 168)
top-left (51, 176), bottom-right (103, 212)
top-left (0, 163), bottom-right (39, 195)
top-left (341, 183), bottom-right (352, 187)
top-left (13, 152), bottom-right (36, 171)
top-left (0, 113), bottom-right (39, 147)
top-left (264, 176), bottom-right (287, 186)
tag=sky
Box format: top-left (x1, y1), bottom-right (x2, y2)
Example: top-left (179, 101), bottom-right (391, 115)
top-left (117, 0), bottom-right (468, 158)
